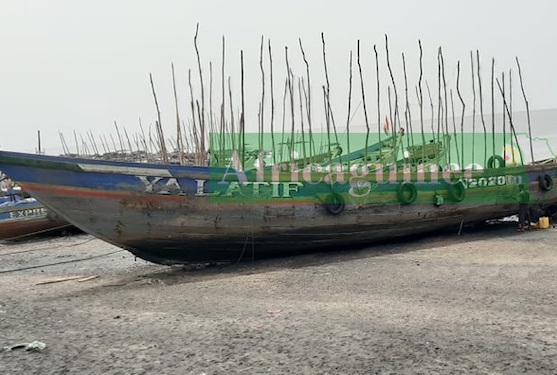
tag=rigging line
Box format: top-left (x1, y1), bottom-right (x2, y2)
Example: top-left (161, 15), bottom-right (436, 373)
top-left (251, 220), bottom-right (255, 263)
top-left (0, 249), bottom-right (125, 274)
top-left (0, 235), bottom-right (98, 257)
top-left (0, 224), bottom-right (74, 243)
top-left (235, 232), bottom-right (250, 264)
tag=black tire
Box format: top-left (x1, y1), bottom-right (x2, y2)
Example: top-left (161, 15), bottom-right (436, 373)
top-left (324, 193), bottom-right (345, 215)
top-left (539, 174), bottom-right (553, 192)
top-left (397, 182), bottom-right (417, 204)
top-left (448, 181), bottom-right (466, 202)
top-left (487, 155), bottom-right (505, 169)
top-left (331, 146), bottom-right (343, 157)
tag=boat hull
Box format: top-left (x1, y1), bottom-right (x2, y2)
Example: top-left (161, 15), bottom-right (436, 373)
top-left (4, 190), bottom-right (521, 263)
top-left (1, 151), bottom-right (556, 264)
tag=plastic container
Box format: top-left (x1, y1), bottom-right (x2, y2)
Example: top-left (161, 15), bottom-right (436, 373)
top-left (539, 216), bottom-right (550, 229)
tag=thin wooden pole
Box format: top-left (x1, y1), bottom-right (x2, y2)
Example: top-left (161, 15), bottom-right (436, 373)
top-left (450, 90), bottom-right (460, 167)
top-left (402, 52), bottom-right (413, 149)
top-left (228, 76), bottom-right (235, 151)
top-left (470, 52), bottom-right (476, 167)
top-left (385, 34), bottom-right (399, 140)
top-left (285, 46), bottom-right (295, 162)
top-left (417, 40), bottom-right (425, 159)
top-left (149, 73), bottom-right (168, 163)
top-left (171, 63), bottom-right (184, 164)
top-left (496, 78), bottom-right (524, 164)
top-left (321, 33), bottom-right (340, 148)
top-left (299, 38), bottom-right (314, 158)
top-left (268, 40), bottom-right (276, 164)
top-left (114, 121), bottom-right (125, 154)
top-left (259, 35), bottom-right (265, 152)
top-left (516, 57), bottom-right (534, 164)
top-left (476, 50), bottom-right (487, 168)
top-left (502, 71), bottom-right (506, 163)
top-left (357, 41), bottom-right (370, 160)
top-left (374, 45), bottom-right (381, 157)
top-left (436, 47), bottom-right (442, 145)
top-left (220, 36), bottom-right (226, 164)
top-left (240, 50), bottom-right (245, 168)
top-left (440, 47), bottom-right (450, 165)
top-left (73, 130), bottom-right (80, 155)
top-left (298, 78), bottom-right (306, 162)
top-left (194, 23), bottom-right (206, 163)
top-left (346, 49), bottom-right (353, 159)
top-left (188, 69), bottom-right (200, 161)
top-left (456, 61), bottom-right (466, 168)
top-left (491, 58), bottom-right (496, 161)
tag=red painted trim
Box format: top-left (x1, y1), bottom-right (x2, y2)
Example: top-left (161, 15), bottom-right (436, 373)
top-left (21, 183), bottom-right (187, 203)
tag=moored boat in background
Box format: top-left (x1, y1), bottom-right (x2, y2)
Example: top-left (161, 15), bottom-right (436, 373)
top-left (0, 196), bottom-right (73, 241)
top-left (0, 173), bottom-right (73, 240)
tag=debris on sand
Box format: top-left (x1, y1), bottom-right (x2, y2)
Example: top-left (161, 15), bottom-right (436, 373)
top-left (3, 341), bottom-right (47, 352)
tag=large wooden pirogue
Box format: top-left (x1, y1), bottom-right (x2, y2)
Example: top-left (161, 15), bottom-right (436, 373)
top-left (0, 139), bottom-right (555, 264)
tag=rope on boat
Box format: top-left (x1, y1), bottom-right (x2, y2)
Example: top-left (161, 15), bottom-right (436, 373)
top-left (235, 223), bottom-right (255, 264)
top-left (457, 218), bottom-right (465, 236)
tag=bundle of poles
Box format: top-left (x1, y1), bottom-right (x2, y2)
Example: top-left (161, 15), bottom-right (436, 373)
top-left (59, 25), bottom-right (536, 169)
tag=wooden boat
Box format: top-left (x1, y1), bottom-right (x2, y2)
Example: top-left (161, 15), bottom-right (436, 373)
top-left (0, 142), bottom-right (556, 264)
top-left (1, 36), bottom-right (554, 263)
top-left (0, 196), bottom-right (73, 240)
top-left (0, 172), bottom-right (74, 240)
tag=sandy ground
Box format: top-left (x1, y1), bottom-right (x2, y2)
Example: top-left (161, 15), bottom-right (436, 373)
top-left (0, 223), bottom-right (556, 375)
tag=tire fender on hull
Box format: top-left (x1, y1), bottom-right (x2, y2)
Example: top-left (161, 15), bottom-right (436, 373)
top-left (538, 174), bottom-right (553, 192)
top-left (448, 181), bottom-right (466, 202)
top-left (487, 155), bottom-right (505, 169)
top-left (324, 193), bottom-right (345, 215)
top-left (397, 182), bottom-right (417, 204)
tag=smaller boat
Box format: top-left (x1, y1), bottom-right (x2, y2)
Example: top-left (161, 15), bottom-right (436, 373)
top-left (0, 175), bottom-right (72, 240)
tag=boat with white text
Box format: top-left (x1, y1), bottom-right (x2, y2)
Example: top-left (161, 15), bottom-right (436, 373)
top-left (1, 133), bottom-right (556, 263)
top-left (2, 34), bottom-right (556, 263)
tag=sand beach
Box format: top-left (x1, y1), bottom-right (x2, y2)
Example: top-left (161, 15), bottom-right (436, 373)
top-left (1, 224), bottom-right (556, 374)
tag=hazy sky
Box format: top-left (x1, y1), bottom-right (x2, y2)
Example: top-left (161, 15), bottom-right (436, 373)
top-left (1, 0), bottom-right (556, 154)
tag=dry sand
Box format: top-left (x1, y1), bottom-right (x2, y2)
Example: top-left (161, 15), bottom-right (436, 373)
top-left (1, 224), bottom-right (556, 374)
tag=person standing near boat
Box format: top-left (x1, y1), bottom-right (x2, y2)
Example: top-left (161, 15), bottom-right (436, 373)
top-left (516, 184), bottom-right (531, 231)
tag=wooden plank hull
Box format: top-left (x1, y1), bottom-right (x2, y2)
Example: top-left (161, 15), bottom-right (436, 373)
top-left (1, 151), bottom-right (556, 264)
